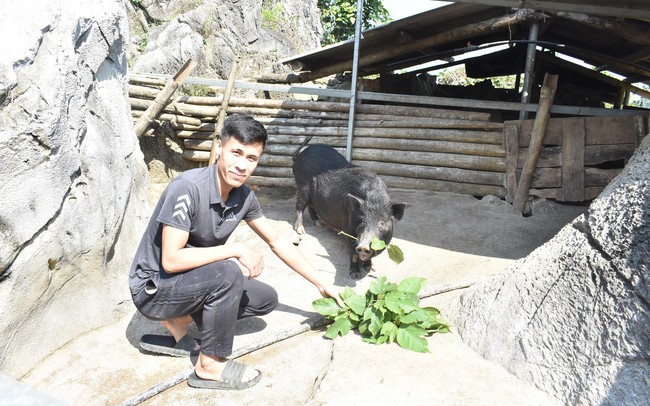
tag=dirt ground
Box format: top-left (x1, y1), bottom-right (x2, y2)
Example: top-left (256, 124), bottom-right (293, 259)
top-left (18, 185), bottom-right (588, 405)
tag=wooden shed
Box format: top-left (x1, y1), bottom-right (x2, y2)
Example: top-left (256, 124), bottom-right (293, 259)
top-left (130, 1), bottom-right (650, 212)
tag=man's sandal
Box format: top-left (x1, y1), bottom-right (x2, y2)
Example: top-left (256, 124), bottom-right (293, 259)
top-left (187, 360), bottom-right (262, 390)
top-left (139, 334), bottom-right (199, 357)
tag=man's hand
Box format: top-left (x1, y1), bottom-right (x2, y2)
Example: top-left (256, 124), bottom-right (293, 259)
top-left (319, 284), bottom-right (344, 308)
top-left (236, 244), bottom-right (265, 278)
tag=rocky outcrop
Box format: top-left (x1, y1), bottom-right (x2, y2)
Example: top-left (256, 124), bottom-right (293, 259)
top-left (453, 135), bottom-right (650, 404)
top-left (0, 0), bottom-right (149, 377)
top-left (127, 0), bottom-right (322, 79)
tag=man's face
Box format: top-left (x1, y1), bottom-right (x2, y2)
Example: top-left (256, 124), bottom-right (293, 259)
top-left (216, 136), bottom-right (264, 190)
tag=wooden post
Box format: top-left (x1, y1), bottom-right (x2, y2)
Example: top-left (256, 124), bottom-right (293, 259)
top-left (512, 73), bottom-right (559, 213)
top-left (561, 118), bottom-right (586, 201)
top-left (133, 59), bottom-right (196, 138)
top-left (208, 56), bottom-right (240, 165)
top-left (503, 122), bottom-right (520, 203)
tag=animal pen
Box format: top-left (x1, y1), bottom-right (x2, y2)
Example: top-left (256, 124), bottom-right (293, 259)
top-left (128, 73), bottom-right (647, 209)
top-left (128, 3), bottom-right (650, 212)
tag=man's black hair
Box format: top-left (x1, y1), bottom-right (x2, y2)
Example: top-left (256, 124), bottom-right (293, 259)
top-left (221, 114), bottom-right (268, 149)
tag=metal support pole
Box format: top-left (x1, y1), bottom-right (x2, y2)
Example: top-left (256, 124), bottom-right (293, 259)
top-left (519, 21), bottom-right (539, 120)
top-left (346, 0), bottom-right (364, 161)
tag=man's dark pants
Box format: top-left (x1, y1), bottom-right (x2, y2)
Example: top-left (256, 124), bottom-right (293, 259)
top-left (132, 260), bottom-right (278, 358)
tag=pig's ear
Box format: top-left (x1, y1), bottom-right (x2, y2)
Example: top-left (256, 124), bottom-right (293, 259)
top-left (391, 203), bottom-right (407, 221)
top-left (347, 193), bottom-right (364, 209)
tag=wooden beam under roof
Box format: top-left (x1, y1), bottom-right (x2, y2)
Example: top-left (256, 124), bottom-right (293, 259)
top-left (450, 0), bottom-right (650, 20)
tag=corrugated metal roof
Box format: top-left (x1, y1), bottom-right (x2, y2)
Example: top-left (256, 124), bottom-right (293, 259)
top-left (280, 2), bottom-right (650, 86)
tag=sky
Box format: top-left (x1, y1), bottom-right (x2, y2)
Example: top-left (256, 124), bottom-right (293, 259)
top-left (382, 0), bottom-right (450, 20)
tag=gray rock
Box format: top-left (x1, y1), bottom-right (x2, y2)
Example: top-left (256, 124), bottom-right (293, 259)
top-left (0, 0), bottom-right (149, 377)
top-left (452, 135), bottom-right (650, 405)
top-left (129, 0), bottom-right (322, 78)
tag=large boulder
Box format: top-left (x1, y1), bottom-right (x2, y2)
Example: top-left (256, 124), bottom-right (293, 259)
top-left (129, 0), bottom-right (322, 79)
top-left (452, 134), bottom-right (650, 404)
top-left (0, 0), bottom-right (149, 377)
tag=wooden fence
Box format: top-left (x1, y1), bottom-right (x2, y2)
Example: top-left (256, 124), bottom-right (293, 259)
top-left (128, 74), bottom-right (647, 202)
top-left (504, 115), bottom-right (647, 202)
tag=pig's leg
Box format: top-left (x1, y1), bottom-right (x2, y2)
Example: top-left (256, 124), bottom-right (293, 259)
top-left (308, 207), bottom-right (327, 228)
top-left (348, 248), bottom-right (373, 279)
top-left (294, 188), bottom-right (310, 235)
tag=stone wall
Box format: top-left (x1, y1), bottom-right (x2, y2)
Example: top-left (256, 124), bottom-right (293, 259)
top-left (452, 135), bottom-right (650, 404)
top-left (128, 0), bottom-right (322, 79)
top-left (0, 0), bottom-right (149, 377)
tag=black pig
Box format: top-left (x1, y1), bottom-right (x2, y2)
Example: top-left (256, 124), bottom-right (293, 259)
top-left (292, 139), bottom-right (406, 279)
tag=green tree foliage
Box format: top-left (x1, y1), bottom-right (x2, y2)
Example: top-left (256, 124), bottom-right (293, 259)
top-left (318, 0), bottom-right (390, 45)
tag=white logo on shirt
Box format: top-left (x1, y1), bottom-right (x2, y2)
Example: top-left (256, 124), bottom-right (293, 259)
top-left (173, 194), bottom-right (191, 221)
top-left (223, 212), bottom-right (237, 222)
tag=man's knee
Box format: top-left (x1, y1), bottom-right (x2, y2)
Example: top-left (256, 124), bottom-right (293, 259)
top-left (240, 280), bottom-right (279, 317)
top-left (219, 261), bottom-right (245, 291)
top-left (261, 285), bottom-right (279, 314)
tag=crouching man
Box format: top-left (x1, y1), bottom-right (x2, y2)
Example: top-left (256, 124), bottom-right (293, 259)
top-left (129, 114), bottom-right (342, 390)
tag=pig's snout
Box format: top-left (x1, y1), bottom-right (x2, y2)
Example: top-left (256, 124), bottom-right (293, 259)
top-left (355, 245), bottom-right (374, 262)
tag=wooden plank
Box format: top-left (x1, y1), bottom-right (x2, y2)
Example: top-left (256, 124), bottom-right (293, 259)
top-left (512, 167), bottom-right (622, 189)
top-left (246, 176), bottom-right (296, 188)
top-left (529, 186), bottom-right (603, 201)
top-left (378, 175), bottom-right (506, 198)
top-left (584, 115), bottom-right (644, 145)
top-left (528, 188), bottom-right (560, 199)
top-left (352, 160), bottom-right (505, 186)
top-left (264, 126), bottom-right (504, 144)
top-left (633, 115), bottom-right (647, 147)
top-left (252, 166), bottom-right (293, 178)
top-left (585, 167), bottom-right (622, 186)
top-left (584, 144), bottom-right (637, 165)
top-left (561, 118), bottom-right (586, 202)
top-left (504, 122), bottom-right (519, 203)
top-left (517, 144), bottom-right (636, 168)
top-left (516, 168), bottom-right (561, 188)
top-left (510, 115), bottom-right (643, 147)
top-left (268, 135), bottom-right (505, 157)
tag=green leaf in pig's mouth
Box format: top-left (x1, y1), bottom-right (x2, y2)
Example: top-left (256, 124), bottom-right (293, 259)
top-left (338, 232), bottom-right (405, 265)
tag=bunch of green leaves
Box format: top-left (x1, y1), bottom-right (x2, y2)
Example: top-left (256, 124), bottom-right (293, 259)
top-left (338, 232), bottom-right (404, 265)
top-left (317, 0), bottom-right (391, 45)
top-left (313, 277), bottom-right (450, 352)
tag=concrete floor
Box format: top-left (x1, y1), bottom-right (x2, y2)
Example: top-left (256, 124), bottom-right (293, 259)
top-left (18, 187), bottom-right (587, 405)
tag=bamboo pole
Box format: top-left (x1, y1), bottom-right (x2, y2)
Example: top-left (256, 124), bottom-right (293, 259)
top-left (263, 126), bottom-right (503, 144)
top-left (380, 175), bottom-right (506, 198)
top-left (131, 109), bottom-right (202, 126)
top-left (351, 148), bottom-right (506, 172)
top-left (128, 74), bottom-right (167, 87)
top-left (168, 96), bottom-right (491, 121)
top-left (243, 174), bottom-right (506, 197)
top-left (349, 160), bottom-right (504, 185)
top-left (133, 59), bottom-right (197, 138)
top-left (130, 97), bottom-right (219, 118)
top-left (257, 117), bottom-right (503, 130)
top-left (171, 114), bottom-right (502, 131)
top-left (127, 83), bottom-right (160, 99)
top-left (185, 136), bottom-right (504, 157)
top-left (176, 130), bottom-right (214, 139)
top-left (512, 74), bottom-right (559, 213)
top-left (209, 56), bottom-right (240, 165)
top-left (246, 176), bottom-right (296, 188)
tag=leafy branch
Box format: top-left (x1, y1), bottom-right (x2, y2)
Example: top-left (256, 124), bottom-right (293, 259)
top-left (313, 276), bottom-right (450, 352)
top-left (338, 231), bottom-right (405, 264)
